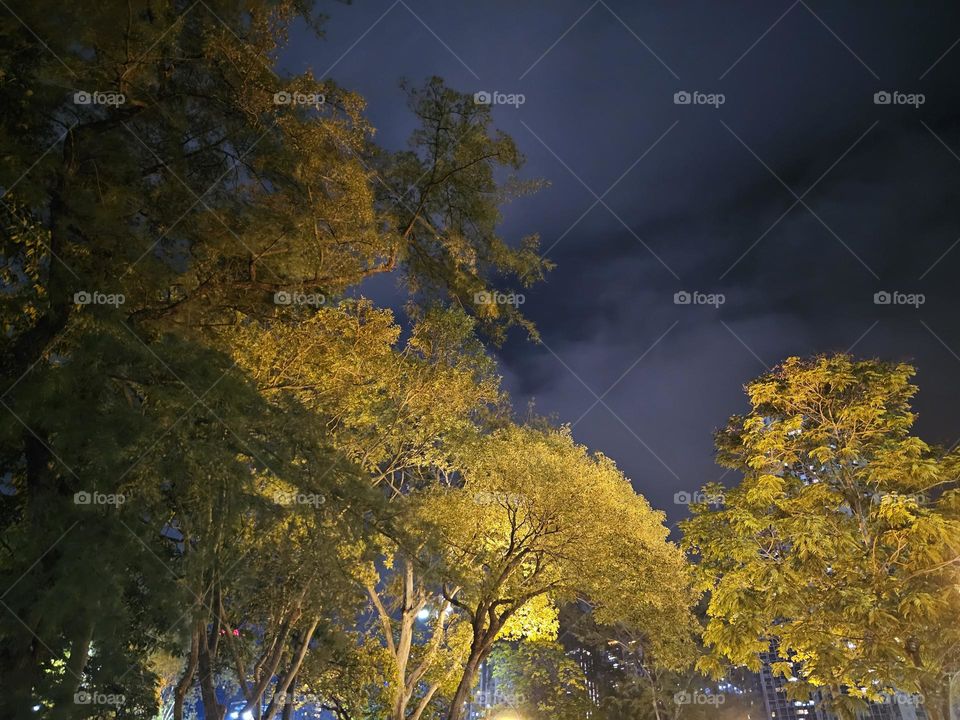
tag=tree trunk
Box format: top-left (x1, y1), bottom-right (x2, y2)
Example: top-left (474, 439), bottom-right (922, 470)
top-left (173, 621), bottom-right (201, 720)
top-left (198, 591), bottom-right (225, 720)
top-left (198, 639), bottom-right (225, 720)
top-left (242, 604), bottom-right (300, 715)
top-left (644, 667), bottom-right (663, 720)
top-left (281, 674), bottom-right (297, 720)
top-left (0, 606), bottom-right (45, 718)
top-left (262, 618), bottom-right (319, 720)
top-left (391, 558), bottom-right (419, 720)
top-left (2, 164), bottom-right (74, 387)
top-left (50, 617), bottom-right (93, 720)
top-left (445, 647), bottom-right (485, 720)
top-left (409, 684), bottom-right (440, 720)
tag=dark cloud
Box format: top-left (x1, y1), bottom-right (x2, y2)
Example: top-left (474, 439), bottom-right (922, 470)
top-left (288, 0), bottom-right (960, 522)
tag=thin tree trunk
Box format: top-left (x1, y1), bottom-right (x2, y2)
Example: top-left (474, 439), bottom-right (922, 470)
top-left (51, 617), bottom-right (94, 720)
top-left (445, 647), bottom-right (485, 720)
top-left (173, 621), bottom-right (201, 720)
top-left (262, 618), bottom-right (319, 720)
top-left (368, 556), bottom-right (427, 720)
top-left (409, 684), bottom-right (440, 720)
top-left (644, 667), bottom-right (663, 720)
top-left (198, 585), bottom-right (225, 720)
top-left (243, 600), bottom-right (303, 715)
top-left (281, 674), bottom-right (297, 720)
top-left (391, 558), bottom-right (418, 720)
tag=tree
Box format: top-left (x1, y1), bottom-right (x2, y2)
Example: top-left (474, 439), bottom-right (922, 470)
top-left (226, 299), bottom-right (503, 720)
top-left (682, 355), bottom-right (960, 720)
top-left (2, 1), bottom-right (551, 716)
top-left (558, 603), bottom-right (707, 720)
top-left (226, 301), bottom-right (504, 495)
top-left (487, 639), bottom-right (591, 720)
top-left (1, 1), bottom-right (548, 389)
top-left (379, 77), bottom-right (552, 344)
top-left (360, 558), bottom-right (471, 720)
top-left (416, 425), bottom-right (695, 720)
top-left (0, 312), bottom-right (358, 718)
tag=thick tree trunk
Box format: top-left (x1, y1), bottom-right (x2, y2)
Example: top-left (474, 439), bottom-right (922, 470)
top-left (2, 162), bottom-right (74, 388)
top-left (0, 606), bottom-right (45, 718)
top-left (0, 432), bottom-right (75, 718)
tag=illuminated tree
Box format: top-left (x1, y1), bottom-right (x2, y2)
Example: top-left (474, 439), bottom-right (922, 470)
top-left (682, 355), bottom-right (960, 720)
top-left (417, 425), bottom-right (695, 720)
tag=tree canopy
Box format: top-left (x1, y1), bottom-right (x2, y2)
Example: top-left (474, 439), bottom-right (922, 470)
top-left (682, 355), bottom-right (960, 720)
top-left (0, 2), bottom-right (691, 719)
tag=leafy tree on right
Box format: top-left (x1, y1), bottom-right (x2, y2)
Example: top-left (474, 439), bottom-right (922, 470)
top-left (682, 355), bottom-right (960, 720)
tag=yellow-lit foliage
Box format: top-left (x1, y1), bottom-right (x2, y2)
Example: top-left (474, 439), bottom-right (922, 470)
top-left (416, 424), bottom-right (697, 719)
top-left (683, 355), bottom-right (960, 719)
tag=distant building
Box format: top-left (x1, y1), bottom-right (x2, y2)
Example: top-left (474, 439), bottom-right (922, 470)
top-left (568, 645), bottom-right (601, 708)
top-left (758, 642), bottom-right (926, 720)
top-left (758, 645), bottom-right (819, 720)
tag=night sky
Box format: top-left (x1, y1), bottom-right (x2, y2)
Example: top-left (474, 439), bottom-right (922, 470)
top-left (282, 1), bottom-right (960, 527)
